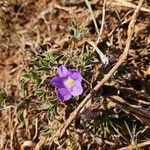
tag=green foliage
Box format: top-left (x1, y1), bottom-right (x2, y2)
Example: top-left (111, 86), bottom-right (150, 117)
top-left (20, 43), bottom-right (96, 100)
top-left (23, 69), bottom-right (41, 87)
top-left (63, 46), bottom-right (95, 74)
top-left (69, 21), bottom-right (85, 41)
top-left (76, 48), bottom-right (94, 72)
top-left (19, 46), bottom-right (98, 138)
top-left (20, 53), bottom-right (59, 98)
top-left (17, 110), bottom-right (24, 125)
top-left (47, 103), bottom-right (57, 118)
top-left (44, 127), bottom-right (55, 138)
top-left (62, 0), bottom-right (75, 6)
top-left (40, 100), bottom-right (58, 119)
top-left (31, 53), bottom-right (57, 72)
top-left (0, 92), bottom-right (8, 105)
top-left (124, 121), bottom-right (138, 150)
top-left (0, 84), bottom-right (11, 106)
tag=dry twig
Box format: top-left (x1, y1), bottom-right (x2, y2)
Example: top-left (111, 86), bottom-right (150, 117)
top-left (107, 0), bottom-right (150, 13)
top-left (118, 140), bottom-right (150, 150)
top-left (98, 0), bottom-right (106, 41)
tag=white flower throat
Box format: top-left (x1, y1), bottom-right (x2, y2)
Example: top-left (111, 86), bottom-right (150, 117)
top-left (65, 77), bottom-right (74, 89)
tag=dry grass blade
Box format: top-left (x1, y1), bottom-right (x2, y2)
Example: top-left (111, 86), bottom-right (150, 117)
top-left (118, 140), bottom-right (150, 150)
top-left (107, 0), bottom-right (150, 13)
top-left (98, 0), bottom-right (106, 41)
top-left (85, 0), bottom-right (99, 34)
top-left (53, 0), bottom-right (145, 139)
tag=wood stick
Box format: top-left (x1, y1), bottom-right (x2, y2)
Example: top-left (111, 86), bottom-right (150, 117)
top-left (118, 140), bottom-right (150, 150)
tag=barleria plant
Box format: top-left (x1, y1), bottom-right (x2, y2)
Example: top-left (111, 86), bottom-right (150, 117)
top-left (20, 53), bottom-right (59, 98)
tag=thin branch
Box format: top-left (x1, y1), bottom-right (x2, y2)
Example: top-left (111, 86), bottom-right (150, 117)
top-left (118, 140), bottom-right (150, 150)
top-left (107, 0), bottom-right (150, 13)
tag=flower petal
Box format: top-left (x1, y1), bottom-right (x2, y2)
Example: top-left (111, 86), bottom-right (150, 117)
top-left (70, 70), bottom-right (82, 82)
top-left (50, 77), bottom-right (64, 88)
top-left (56, 88), bottom-right (72, 101)
top-left (58, 65), bottom-right (70, 77)
top-left (70, 80), bottom-right (83, 96)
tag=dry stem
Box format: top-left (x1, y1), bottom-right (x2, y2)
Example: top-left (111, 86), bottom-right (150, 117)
top-left (118, 140), bottom-right (150, 150)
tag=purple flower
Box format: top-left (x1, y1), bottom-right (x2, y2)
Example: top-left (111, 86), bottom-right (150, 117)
top-left (50, 65), bottom-right (83, 101)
